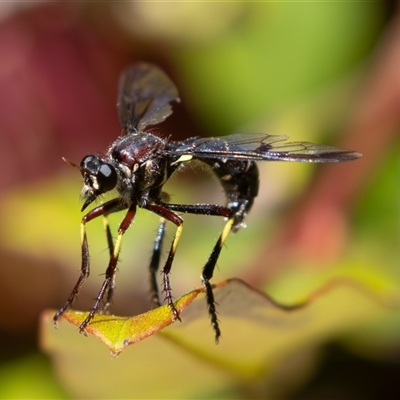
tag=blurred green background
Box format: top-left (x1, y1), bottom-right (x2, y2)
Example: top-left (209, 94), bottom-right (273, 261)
top-left (0, 1), bottom-right (399, 399)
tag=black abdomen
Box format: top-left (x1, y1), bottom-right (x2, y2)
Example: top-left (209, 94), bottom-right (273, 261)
top-left (202, 159), bottom-right (259, 231)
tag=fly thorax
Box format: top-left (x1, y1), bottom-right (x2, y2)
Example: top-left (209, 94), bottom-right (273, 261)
top-left (137, 159), bottom-right (167, 191)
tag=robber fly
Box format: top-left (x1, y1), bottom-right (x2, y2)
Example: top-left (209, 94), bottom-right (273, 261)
top-left (53, 62), bottom-right (361, 343)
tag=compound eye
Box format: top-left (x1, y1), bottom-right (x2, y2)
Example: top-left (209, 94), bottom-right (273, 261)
top-left (80, 155), bottom-right (117, 194)
top-left (80, 155), bottom-right (100, 176)
top-left (96, 163), bottom-right (117, 192)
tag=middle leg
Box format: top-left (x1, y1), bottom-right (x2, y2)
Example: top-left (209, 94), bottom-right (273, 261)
top-left (159, 202), bottom-right (235, 343)
top-left (148, 218), bottom-right (167, 308)
top-left (145, 204), bottom-right (184, 321)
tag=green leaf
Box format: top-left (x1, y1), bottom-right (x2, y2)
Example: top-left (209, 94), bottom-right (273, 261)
top-left (48, 287), bottom-right (202, 356)
top-left (40, 277), bottom-right (398, 399)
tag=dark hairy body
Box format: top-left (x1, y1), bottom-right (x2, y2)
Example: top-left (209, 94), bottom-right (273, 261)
top-left (54, 62), bottom-right (361, 342)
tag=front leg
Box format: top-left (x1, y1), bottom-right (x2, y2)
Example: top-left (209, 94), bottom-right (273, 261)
top-left (101, 214), bottom-right (116, 313)
top-left (53, 198), bottom-right (126, 328)
top-left (79, 203), bottom-right (137, 333)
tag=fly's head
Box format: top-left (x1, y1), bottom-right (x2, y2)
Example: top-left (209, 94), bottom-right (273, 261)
top-left (79, 155), bottom-right (118, 211)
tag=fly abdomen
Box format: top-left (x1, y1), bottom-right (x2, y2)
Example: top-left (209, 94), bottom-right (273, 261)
top-left (204, 159), bottom-right (259, 232)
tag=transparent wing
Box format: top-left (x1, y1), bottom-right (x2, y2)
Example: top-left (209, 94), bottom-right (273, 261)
top-left (117, 62), bottom-right (180, 133)
top-left (169, 133), bottom-right (361, 163)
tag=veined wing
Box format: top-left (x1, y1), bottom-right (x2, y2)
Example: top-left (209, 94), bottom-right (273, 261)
top-left (169, 133), bottom-right (361, 163)
top-left (117, 62), bottom-right (180, 133)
